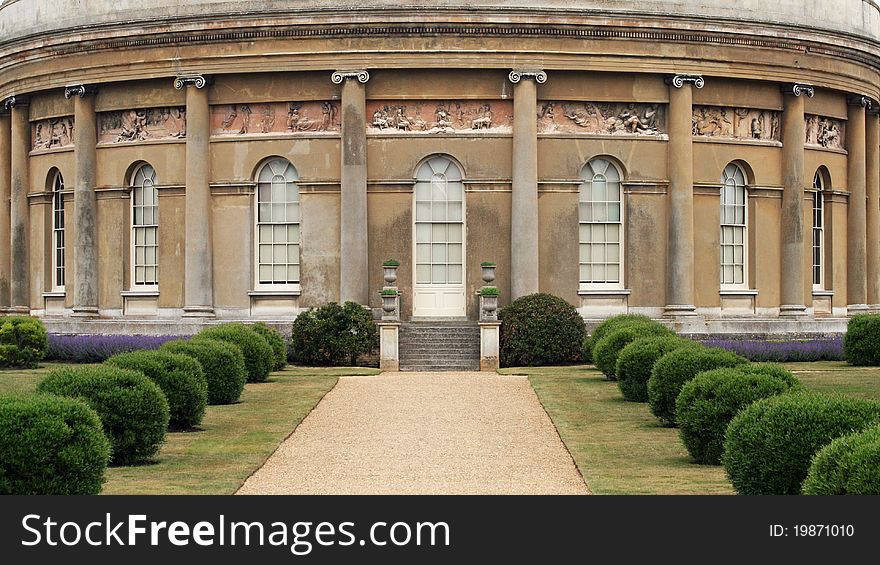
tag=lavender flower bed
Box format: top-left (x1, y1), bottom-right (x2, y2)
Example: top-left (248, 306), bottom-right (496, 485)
top-left (47, 334), bottom-right (183, 363)
top-left (699, 337), bottom-right (844, 363)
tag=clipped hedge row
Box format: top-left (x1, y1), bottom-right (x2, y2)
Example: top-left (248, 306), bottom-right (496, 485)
top-left (592, 322), bottom-right (671, 379)
top-left (196, 323), bottom-right (273, 382)
top-left (615, 336), bottom-right (699, 402)
top-left (161, 339), bottom-right (247, 405)
top-left (252, 322), bottom-right (287, 372)
top-left (802, 424), bottom-right (880, 495)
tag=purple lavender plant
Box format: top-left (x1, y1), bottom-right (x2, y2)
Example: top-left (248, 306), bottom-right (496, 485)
top-left (699, 337), bottom-right (843, 363)
top-left (46, 334), bottom-right (182, 363)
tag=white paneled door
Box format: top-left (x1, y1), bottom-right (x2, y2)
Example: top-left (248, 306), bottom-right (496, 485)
top-left (413, 156), bottom-right (466, 317)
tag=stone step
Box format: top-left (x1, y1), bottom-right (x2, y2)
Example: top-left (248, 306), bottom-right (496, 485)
top-left (398, 321), bottom-right (481, 372)
top-left (399, 365), bottom-right (480, 372)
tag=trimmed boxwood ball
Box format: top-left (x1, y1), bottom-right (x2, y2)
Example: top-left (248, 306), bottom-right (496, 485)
top-left (740, 362), bottom-right (801, 388)
top-left (616, 336), bottom-right (700, 402)
top-left (676, 367), bottom-right (797, 465)
top-left (592, 323), bottom-right (672, 379)
top-left (843, 314), bottom-right (880, 366)
top-left (0, 316), bottom-right (49, 369)
top-left (161, 339), bottom-right (246, 405)
top-left (36, 365), bottom-right (169, 466)
top-left (648, 347), bottom-right (747, 426)
top-left (106, 350), bottom-right (207, 429)
top-left (252, 322), bottom-right (287, 371)
top-left (196, 323), bottom-right (273, 382)
top-left (588, 314), bottom-right (656, 359)
top-left (723, 392), bottom-right (880, 495)
top-left (0, 395), bottom-right (110, 494)
top-left (499, 293), bottom-right (585, 367)
top-left (802, 425), bottom-right (880, 495)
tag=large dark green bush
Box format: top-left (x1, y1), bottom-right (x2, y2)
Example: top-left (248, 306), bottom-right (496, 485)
top-left (37, 365), bottom-right (169, 466)
top-left (616, 336), bottom-right (700, 402)
top-left (161, 339), bottom-right (246, 405)
top-left (843, 314), bottom-right (880, 366)
top-left (802, 425), bottom-right (880, 495)
top-left (252, 322), bottom-right (287, 371)
top-left (106, 350), bottom-right (207, 429)
top-left (592, 323), bottom-right (672, 379)
top-left (648, 347), bottom-right (747, 426)
top-left (676, 367), bottom-right (797, 465)
top-left (0, 395), bottom-right (110, 494)
top-left (499, 293), bottom-right (585, 367)
top-left (290, 302), bottom-right (379, 366)
top-left (0, 316), bottom-right (49, 368)
top-left (196, 323), bottom-right (273, 382)
top-left (588, 314), bottom-right (656, 359)
top-left (723, 392), bottom-right (880, 495)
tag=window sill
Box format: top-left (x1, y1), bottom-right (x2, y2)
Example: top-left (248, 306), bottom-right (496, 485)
top-left (578, 288), bottom-right (631, 296)
top-left (812, 290), bottom-right (834, 297)
top-left (248, 288), bottom-right (301, 297)
top-left (42, 291), bottom-right (66, 298)
top-left (719, 289), bottom-right (758, 296)
top-left (121, 290), bottom-right (160, 297)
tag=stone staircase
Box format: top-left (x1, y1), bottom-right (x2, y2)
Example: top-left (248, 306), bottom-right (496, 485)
top-left (399, 321), bottom-right (481, 371)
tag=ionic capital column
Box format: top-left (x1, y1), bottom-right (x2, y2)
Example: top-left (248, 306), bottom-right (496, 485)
top-left (508, 70), bottom-right (545, 299)
top-left (664, 74), bottom-right (703, 316)
top-left (0, 108), bottom-right (10, 309)
top-left (7, 96), bottom-right (30, 313)
top-left (175, 75), bottom-right (214, 316)
top-left (847, 95), bottom-right (870, 312)
top-left (333, 70), bottom-right (370, 305)
top-left (67, 85), bottom-right (100, 316)
top-left (779, 84), bottom-right (812, 316)
top-left (866, 101), bottom-right (880, 308)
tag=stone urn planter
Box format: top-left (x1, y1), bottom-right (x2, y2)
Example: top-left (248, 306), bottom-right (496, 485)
top-left (382, 292), bottom-right (398, 314)
top-left (383, 260), bottom-right (400, 285)
top-left (479, 286), bottom-right (499, 321)
top-left (481, 262), bottom-right (496, 284)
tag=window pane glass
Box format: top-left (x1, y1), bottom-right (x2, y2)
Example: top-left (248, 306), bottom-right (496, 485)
top-left (415, 182), bottom-right (430, 201)
top-left (416, 244), bottom-right (430, 262)
top-left (448, 244), bottom-right (462, 263)
top-left (579, 243), bottom-right (590, 262)
top-left (416, 264), bottom-right (431, 284)
top-left (273, 265), bottom-right (286, 281)
top-left (259, 265), bottom-right (272, 282)
top-left (273, 224), bottom-right (286, 242)
top-left (733, 245), bottom-right (743, 263)
top-left (258, 184), bottom-right (271, 203)
top-left (593, 203), bottom-right (607, 222)
top-left (416, 202), bottom-right (431, 222)
top-left (580, 264), bottom-right (591, 282)
top-left (591, 224), bottom-right (605, 241)
top-left (431, 203), bottom-right (446, 221)
top-left (258, 204), bottom-right (271, 222)
top-left (606, 264), bottom-right (619, 282)
top-left (607, 182), bottom-right (620, 201)
top-left (447, 264), bottom-right (462, 284)
top-left (288, 265), bottom-right (300, 282)
top-left (592, 264), bottom-right (605, 281)
top-left (607, 244), bottom-right (619, 262)
top-left (579, 224), bottom-right (590, 242)
top-left (289, 244), bottom-right (300, 264)
top-left (288, 225), bottom-right (300, 243)
top-left (273, 244), bottom-right (287, 263)
top-left (259, 244), bottom-right (271, 263)
top-left (146, 227), bottom-right (156, 246)
top-left (431, 264), bottom-right (446, 283)
top-left (608, 203), bottom-right (620, 222)
top-left (432, 243), bottom-right (447, 263)
top-left (432, 224), bottom-right (447, 241)
top-left (592, 244), bottom-right (605, 262)
top-left (593, 178), bottom-right (606, 201)
top-left (447, 224), bottom-right (462, 243)
top-left (734, 265), bottom-right (744, 284)
top-left (416, 223), bottom-right (431, 242)
top-left (606, 225), bottom-right (619, 243)
top-left (448, 202), bottom-right (462, 221)
top-left (286, 203), bottom-right (300, 221)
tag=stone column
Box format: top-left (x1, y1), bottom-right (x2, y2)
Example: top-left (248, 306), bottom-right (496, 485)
top-left (847, 96), bottom-right (870, 311)
top-left (175, 75), bottom-right (214, 316)
top-left (866, 102), bottom-right (880, 308)
top-left (664, 74), bottom-right (703, 316)
top-left (779, 84), bottom-right (813, 316)
top-left (7, 96), bottom-right (30, 313)
top-left (67, 85), bottom-right (100, 316)
top-left (0, 109), bottom-right (10, 309)
top-left (332, 70), bottom-right (370, 305)
top-left (508, 70), bottom-right (545, 299)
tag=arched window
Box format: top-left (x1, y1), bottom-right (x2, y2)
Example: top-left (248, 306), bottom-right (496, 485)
top-left (579, 158), bottom-right (623, 288)
top-left (131, 164), bottom-right (158, 287)
top-left (720, 163), bottom-right (747, 288)
top-left (812, 170), bottom-right (826, 290)
top-left (414, 155), bottom-right (464, 286)
top-left (51, 170), bottom-right (65, 290)
top-left (256, 158), bottom-right (300, 287)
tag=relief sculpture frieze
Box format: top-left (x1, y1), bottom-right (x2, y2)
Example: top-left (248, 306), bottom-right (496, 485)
top-left (805, 114), bottom-right (844, 150)
top-left (99, 107), bottom-right (186, 143)
top-left (537, 102), bottom-right (665, 135)
top-left (366, 100), bottom-right (512, 133)
top-left (32, 117), bottom-right (75, 150)
top-left (211, 101), bottom-right (340, 135)
top-left (691, 106), bottom-right (779, 141)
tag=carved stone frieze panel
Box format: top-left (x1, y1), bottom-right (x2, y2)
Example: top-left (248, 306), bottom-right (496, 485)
top-left (211, 101), bottom-right (340, 135)
top-left (692, 106), bottom-right (779, 141)
top-left (99, 107), bottom-right (186, 143)
top-left (805, 114), bottom-right (844, 150)
top-left (537, 101), bottom-right (665, 135)
top-left (32, 116), bottom-right (75, 150)
top-left (366, 100), bottom-right (512, 133)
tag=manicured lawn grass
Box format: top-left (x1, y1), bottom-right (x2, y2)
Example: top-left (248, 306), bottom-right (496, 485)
top-left (506, 361), bottom-right (880, 495)
top-left (0, 362), bottom-right (84, 394)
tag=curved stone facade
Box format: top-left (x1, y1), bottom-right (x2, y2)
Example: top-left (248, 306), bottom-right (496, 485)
top-left (0, 1), bottom-right (879, 335)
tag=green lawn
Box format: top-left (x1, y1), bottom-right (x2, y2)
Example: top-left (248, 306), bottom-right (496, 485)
top-left (505, 361), bottom-right (880, 495)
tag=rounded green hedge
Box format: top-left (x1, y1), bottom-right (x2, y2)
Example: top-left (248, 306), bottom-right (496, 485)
top-left (106, 350), bottom-right (207, 429)
top-left (196, 323), bottom-right (273, 382)
top-left (648, 347), bottom-right (747, 426)
top-left (843, 314), bottom-right (880, 366)
top-left (676, 367), bottom-right (796, 465)
top-left (252, 322), bottom-right (287, 371)
top-left (0, 395), bottom-right (110, 494)
top-left (722, 392), bottom-right (880, 495)
top-left (802, 425), bottom-right (880, 495)
top-left (0, 316), bottom-right (49, 369)
top-left (616, 336), bottom-right (699, 402)
top-left (740, 362), bottom-right (800, 388)
top-left (36, 365), bottom-right (169, 466)
top-left (592, 322), bottom-right (672, 379)
top-left (499, 293), bottom-right (585, 367)
top-left (588, 314), bottom-right (656, 359)
top-left (161, 339), bottom-right (246, 405)
top-left (290, 302), bottom-right (379, 366)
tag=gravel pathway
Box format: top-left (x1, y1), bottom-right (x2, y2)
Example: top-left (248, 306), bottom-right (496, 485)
top-left (237, 372), bottom-right (589, 495)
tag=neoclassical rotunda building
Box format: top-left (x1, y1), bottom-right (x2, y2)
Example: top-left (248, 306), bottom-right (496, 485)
top-left (0, 0), bottom-right (879, 337)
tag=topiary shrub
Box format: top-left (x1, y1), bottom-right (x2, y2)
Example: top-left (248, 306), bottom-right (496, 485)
top-left (648, 347), bottom-right (747, 426)
top-left (802, 425), bottom-right (880, 495)
top-left (588, 314), bottom-right (656, 359)
top-left (499, 293), bottom-right (585, 367)
top-left (581, 334), bottom-right (594, 364)
top-left (106, 350), bottom-right (207, 429)
top-left (196, 323), bottom-right (273, 382)
top-left (616, 335), bottom-right (700, 402)
top-left (161, 339), bottom-right (246, 405)
top-left (36, 365), bottom-right (169, 466)
top-left (740, 362), bottom-right (801, 389)
top-left (0, 316), bottom-right (49, 369)
top-left (290, 302), bottom-right (379, 366)
top-left (723, 392), bottom-right (880, 495)
top-left (592, 322), bottom-right (672, 379)
top-left (0, 395), bottom-right (110, 494)
top-left (676, 367), bottom-right (797, 465)
top-left (843, 314), bottom-right (880, 366)
top-left (251, 322), bottom-right (287, 372)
